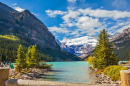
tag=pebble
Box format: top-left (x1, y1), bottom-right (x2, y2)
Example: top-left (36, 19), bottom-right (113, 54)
top-left (89, 68), bottom-right (121, 86)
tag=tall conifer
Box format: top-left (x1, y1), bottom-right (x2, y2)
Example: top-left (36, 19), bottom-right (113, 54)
top-left (15, 45), bottom-right (26, 71)
top-left (31, 45), bottom-right (39, 67)
top-left (26, 46), bottom-right (32, 68)
top-left (94, 29), bottom-right (118, 69)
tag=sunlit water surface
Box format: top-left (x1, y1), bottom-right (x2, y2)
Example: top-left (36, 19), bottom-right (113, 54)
top-left (39, 61), bottom-right (97, 83)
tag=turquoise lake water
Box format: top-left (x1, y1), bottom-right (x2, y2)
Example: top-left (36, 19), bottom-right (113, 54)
top-left (40, 61), bottom-right (97, 83)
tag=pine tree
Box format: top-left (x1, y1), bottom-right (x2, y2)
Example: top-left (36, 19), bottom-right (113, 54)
top-left (26, 46), bottom-right (32, 68)
top-left (30, 45), bottom-right (39, 67)
top-left (15, 45), bottom-right (26, 72)
top-left (94, 29), bottom-right (118, 69)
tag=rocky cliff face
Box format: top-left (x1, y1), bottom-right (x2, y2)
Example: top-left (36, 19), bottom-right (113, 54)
top-left (0, 2), bottom-right (60, 51)
top-left (111, 27), bottom-right (130, 60)
top-left (111, 27), bottom-right (130, 43)
top-left (110, 32), bottom-right (120, 40)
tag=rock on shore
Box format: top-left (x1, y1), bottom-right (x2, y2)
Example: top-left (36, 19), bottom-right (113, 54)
top-left (9, 68), bottom-right (48, 80)
top-left (88, 67), bottom-right (121, 86)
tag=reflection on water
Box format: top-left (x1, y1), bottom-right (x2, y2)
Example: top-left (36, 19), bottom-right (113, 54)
top-left (39, 61), bottom-right (97, 83)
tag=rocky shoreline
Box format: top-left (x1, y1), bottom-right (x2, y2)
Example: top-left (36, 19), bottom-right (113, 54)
top-left (89, 67), bottom-right (121, 86)
top-left (9, 68), bottom-right (48, 80)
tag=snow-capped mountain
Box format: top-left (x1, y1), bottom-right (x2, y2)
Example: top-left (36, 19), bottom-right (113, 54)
top-left (56, 36), bottom-right (98, 58)
top-left (61, 36), bottom-right (97, 47)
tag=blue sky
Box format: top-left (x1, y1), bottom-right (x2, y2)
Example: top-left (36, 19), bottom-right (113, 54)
top-left (1, 0), bottom-right (130, 41)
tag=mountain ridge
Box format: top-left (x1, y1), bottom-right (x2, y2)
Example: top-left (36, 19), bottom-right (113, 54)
top-left (57, 36), bottom-right (97, 58)
top-left (0, 2), bottom-right (80, 61)
top-left (110, 27), bottom-right (130, 60)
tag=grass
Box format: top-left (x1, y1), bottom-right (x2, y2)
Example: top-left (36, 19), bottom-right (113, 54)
top-left (0, 35), bottom-right (19, 41)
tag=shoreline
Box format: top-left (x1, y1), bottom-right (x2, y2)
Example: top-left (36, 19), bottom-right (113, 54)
top-left (9, 68), bottom-right (48, 80)
top-left (89, 67), bottom-right (121, 86)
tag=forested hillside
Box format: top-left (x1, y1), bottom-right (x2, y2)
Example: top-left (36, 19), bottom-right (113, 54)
top-left (0, 2), bottom-right (80, 62)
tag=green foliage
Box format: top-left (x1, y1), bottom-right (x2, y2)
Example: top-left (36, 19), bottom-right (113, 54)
top-left (15, 45), bottom-right (27, 72)
top-left (15, 45), bottom-right (53, 72)
top-left (31, 45), bottom-right (39, 67)
top-left (0, 37), bottom-right (54, 62)
top-left (94, 29), bottom-right (118, 69)
top-left (103, 65), bottom-right (128, 81)
top-left (0, 35), bottom-right (19, 41)
top-left (26, 46), bottom-right (32, 68)
top-left (86, 55), bottom-right (94, 66)
top-left (26, 45), bottom-right (40, 68)
top-left (36, 61), bottom-right (53, 70)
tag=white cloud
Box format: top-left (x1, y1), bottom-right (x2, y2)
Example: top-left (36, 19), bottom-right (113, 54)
top-left (75, 16), bottom-right (101, 30)
top-left (12, 3), bottom-right (17, 5)
top-left (46, 8), bottom-right (130, 20)
top-left (48, 26), bottom-right (70, 34)
top-left (108, 20), bottom-right (130, 34)
top-left (46, 8), bottom-right (130, 38)
top-left (112, 0), bottom-right (127, 9)
top-left (117, 24), bottom-right (130, 33)
top-left (45, 10), bottom-right (67, 17)
top-left (67, 0), bottom-right (76, 3)
top-left (79, 8), bottom-right (130, 20)
top-left (14, 7), bottom-right (25, 12)
top-left (62, 10), bottom-right (81, 26)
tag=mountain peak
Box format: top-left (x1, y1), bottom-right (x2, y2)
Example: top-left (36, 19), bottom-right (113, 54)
top-left (61, 36), bottom-right (98, 47)
top-left (0, 2), bottom-right (17, 13)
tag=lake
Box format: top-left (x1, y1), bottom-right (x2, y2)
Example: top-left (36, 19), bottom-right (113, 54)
top-left (39, 61), bottom-right (97, 83)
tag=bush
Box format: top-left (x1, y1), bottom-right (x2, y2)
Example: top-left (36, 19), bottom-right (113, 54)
top-left (86, 55), bottom-right (94, 66)
top-left (36, 61), bottom-right (53, 70)
top-left (103, 65), bottom-right (128, 81)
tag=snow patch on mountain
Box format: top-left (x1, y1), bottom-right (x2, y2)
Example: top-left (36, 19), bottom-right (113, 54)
top-left (61, 36), bottom-right (98, 47)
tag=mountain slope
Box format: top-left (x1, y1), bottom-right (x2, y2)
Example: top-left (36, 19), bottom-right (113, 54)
top-left (0, 2), bottom-right (80, 61)
top-left (57, 36), bottom-right (98, 58)
top-left (111, 27), bottom-right (130, 60)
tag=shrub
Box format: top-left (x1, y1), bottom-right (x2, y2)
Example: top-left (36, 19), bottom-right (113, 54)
top-left (36, 61), bottom-right (53, 70)
top-left (86, 55), bottom-right (94, 66)
top-left (103, 65), bottom-right (128, 81)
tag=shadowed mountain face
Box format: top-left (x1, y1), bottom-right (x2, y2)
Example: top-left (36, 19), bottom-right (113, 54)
top-left (0, 2), bottom-right (60, 50)
top-left (0, 2), bottom-right (80, 61)
top-left (111, 27), bottom-right (130, 60)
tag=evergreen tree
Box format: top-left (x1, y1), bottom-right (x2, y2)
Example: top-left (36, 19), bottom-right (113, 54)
top-left (15, 45), bottom-right (26, 71)
top-left (26, 46), bottom-right (32, 68)
top-left (30, 45), bottom-right (39, 67)
top-left (94, 29), bottom-right (118, 69)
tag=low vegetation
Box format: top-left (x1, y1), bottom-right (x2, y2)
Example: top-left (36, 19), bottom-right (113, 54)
top-left (0, 35), bottom-right (19, 41)
top-left (86, 55), bottom-right (94, 66)
top-left (103, 65), bottom-right (128, 81)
